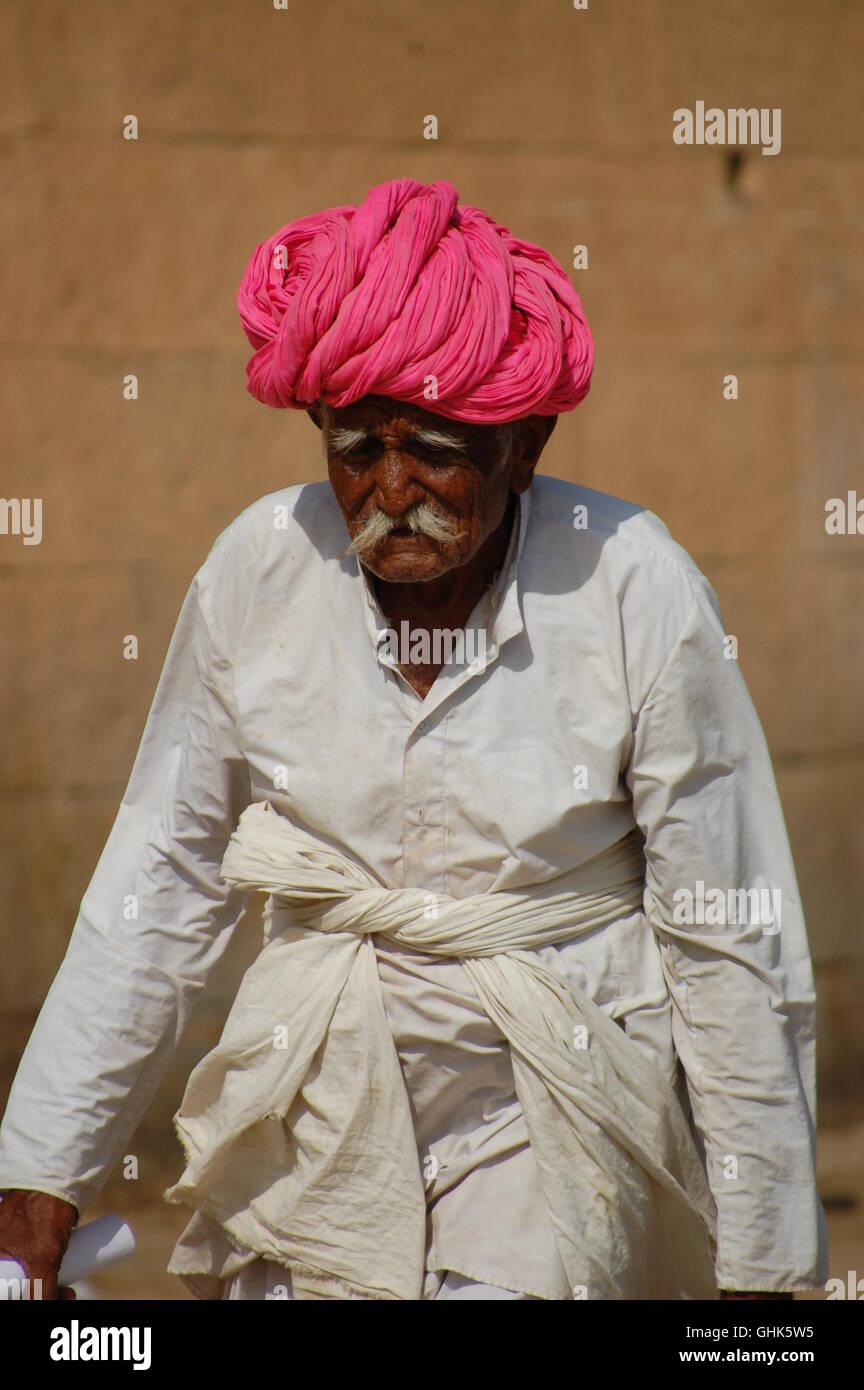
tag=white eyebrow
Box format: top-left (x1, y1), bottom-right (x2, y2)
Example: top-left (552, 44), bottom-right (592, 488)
top-left (412, 426), bottom-right (466, 452)
top-left (324, 422), bottom-right (467, 457)
top-left (326, 425), bottom-right (369, 454)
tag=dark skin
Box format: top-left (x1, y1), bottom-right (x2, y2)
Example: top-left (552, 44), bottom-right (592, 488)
top-left (0, 394), bottom-right (792, 1298)
top-left (310, 394), bottom-right (554, 699)
top-left (0, 1188), bottom-right (78, 1300)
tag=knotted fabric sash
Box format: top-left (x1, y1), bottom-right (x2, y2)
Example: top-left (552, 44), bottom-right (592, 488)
top-left (164, 801), bottom-right (718, 1300)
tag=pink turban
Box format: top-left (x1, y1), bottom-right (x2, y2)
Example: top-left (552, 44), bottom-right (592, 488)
top-left (237, 178), bottom-right (593, 423)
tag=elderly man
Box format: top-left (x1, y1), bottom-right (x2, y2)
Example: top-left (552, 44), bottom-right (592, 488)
top-left (0, 178), bottom-right (827, 1301)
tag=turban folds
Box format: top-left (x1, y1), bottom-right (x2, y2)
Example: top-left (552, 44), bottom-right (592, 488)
top-left (237, 178), bottom-right (593, 423)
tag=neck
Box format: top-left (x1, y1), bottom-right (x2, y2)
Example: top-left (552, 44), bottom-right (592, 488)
top-left (370, 493), bottom-right (517, 628)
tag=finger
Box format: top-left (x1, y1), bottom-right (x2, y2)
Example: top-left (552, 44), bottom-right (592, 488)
top-left (58, 1285), bottom-right (77, 1301)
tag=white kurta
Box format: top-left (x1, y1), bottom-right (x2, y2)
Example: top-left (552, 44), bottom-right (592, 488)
top-left (0, 473), bottom-right (828, 1296)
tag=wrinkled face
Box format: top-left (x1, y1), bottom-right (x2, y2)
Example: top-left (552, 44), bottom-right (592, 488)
top-left (314, 394), bottom-right (552, 584)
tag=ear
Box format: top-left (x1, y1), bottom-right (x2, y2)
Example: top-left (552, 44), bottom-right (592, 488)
top-left (307, 401), bottom-right (325, 429)
top-left (510, 414), bottom-right (558, 492)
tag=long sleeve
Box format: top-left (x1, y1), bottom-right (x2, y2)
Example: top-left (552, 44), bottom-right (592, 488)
top-left (625, 567), bottom-right (829, 1291)
top-left (0, 534), bottom-right (253, 1212)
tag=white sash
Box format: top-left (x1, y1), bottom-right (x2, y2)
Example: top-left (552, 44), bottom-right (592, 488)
top-left (164, 801), bottom-right (717, 1299)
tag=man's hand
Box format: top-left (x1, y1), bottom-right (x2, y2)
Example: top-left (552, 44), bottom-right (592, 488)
top-left (0, 1188), bottom-right (79, 1300)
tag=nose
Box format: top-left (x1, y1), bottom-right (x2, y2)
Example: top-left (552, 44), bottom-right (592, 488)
top-left (372, 445), bottom-right (426, 518)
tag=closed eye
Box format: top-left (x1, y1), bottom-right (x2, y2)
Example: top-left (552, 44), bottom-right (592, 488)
top-left (338, 438), bottom-right (382, 462)
top-left (410, 442), bottom-right (464, 464)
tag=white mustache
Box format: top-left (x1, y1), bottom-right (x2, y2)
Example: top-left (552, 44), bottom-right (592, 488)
top-left (346, 501), bottom-right (463, 557)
